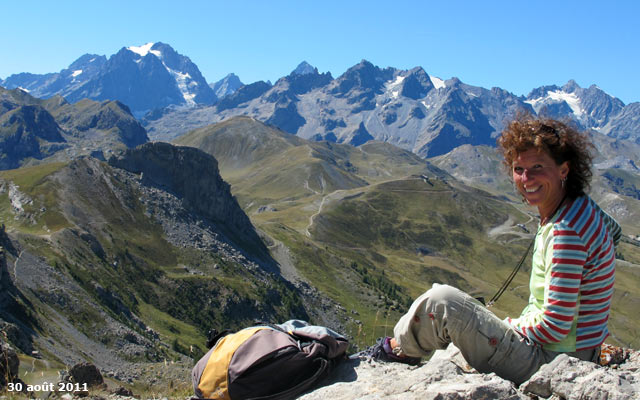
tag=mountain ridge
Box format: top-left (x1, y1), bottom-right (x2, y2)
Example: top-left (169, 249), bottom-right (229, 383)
top-left (142, 56), bottom-right (639, 158)
top-left (0, 86), bottom-right (148, 170)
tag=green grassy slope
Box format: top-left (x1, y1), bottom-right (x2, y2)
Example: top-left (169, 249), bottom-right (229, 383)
top-left (0, 157), bottom-right (306, 366)
top-left (250, 174), bottom-right (538, 348)
top-left (175, 116), bottom-right (442, 214)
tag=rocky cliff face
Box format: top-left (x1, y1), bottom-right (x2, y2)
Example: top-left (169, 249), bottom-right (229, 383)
top-left (0, 245), bottom-right (10, 304)
top-left (107, 142), bottom-right (267, 260)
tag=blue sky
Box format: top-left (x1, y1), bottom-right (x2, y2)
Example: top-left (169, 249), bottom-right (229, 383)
top-left (2, 1), bottom-right (638, 104)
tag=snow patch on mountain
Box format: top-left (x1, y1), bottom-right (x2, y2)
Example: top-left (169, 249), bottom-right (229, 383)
top-left (167, 68), bottom-right (197, 105)
top-left (388, 75), bottom-right (406, 98)
top-left (126, 43), bottom-right (201, 106)
top-left (127, 42), bottom-right (161, 57)
top-left (430, 76), bottom-right (446, 90)
top-left (72, 70), bottom-right (83, 77)
top-left (526, 90), bottom-right (585, 118)
top-left (548, 90), bottom-right (584, 117)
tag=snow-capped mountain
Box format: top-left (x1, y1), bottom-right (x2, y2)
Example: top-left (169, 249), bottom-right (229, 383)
top-left (145, 57), bottom-right (639, 155)
top-left (209, 73), bottom-right (243, 99)
top-left (145, 60), bottom-right (531, 157)
top-left (1, 43), bottom-right (216, 116)
top-left (525, 80), bottom-right (639, 143)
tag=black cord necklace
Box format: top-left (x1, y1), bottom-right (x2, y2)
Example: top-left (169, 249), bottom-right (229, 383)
top-left (486, 194), bottom-right (568, 307)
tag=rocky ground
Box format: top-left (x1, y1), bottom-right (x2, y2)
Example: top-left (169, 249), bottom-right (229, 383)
top-left (2, 340), bottom-right (639, 399)
top-left (300, 344), bottom-right (640, 400)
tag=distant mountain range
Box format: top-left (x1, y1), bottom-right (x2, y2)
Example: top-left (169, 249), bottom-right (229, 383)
top-left (3, 42), bottom-right (638, 159)
top-left (142, 58), bottom-right (640, 158)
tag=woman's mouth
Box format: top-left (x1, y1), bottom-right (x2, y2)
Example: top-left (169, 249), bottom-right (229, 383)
top-left (524, 185), bottom-right (540, 193)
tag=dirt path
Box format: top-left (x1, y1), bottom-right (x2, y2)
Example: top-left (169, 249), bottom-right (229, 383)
top-left (305, 189), bottom-right (350, 237)
top-left (303, 175), bottom-right (449, 238)
top-left (488, 214), bottom-right (536, 241)
top-left (268, 238), bottom-right (303, 284)
top-left (13, 249), bottom-right (24, 282)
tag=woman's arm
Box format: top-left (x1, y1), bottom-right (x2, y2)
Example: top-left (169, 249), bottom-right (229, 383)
top-left (509, 228), bottom-right (587, 345)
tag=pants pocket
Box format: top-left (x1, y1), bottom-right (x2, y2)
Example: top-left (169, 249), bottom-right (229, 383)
top-left (486, 329), bottom-right (542, 384)
top-left (486, 329), bottom-right (517, 368)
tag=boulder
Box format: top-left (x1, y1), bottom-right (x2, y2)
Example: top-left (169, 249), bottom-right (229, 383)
top-left (0, 321), bottom-right (34, 354)
top-left (67, 362), bottom-right (104, 388)
top-left (522, 353), bottom-right (640, 400)
top-left (112, 386), bottom-right (134, 396)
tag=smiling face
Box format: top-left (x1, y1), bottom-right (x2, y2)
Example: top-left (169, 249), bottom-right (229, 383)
top-left (512, 148), bottom-right (569, 220)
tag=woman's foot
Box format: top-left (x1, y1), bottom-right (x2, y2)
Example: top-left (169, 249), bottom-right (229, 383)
top-left (353, 337), bottom-right (422, 365)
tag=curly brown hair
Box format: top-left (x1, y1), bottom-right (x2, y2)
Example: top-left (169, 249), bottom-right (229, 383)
top-left (497, 115), bottom-right (595, 199)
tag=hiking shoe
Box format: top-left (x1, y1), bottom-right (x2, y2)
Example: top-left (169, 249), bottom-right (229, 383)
top-left (352, 337), bottom-right (421, 365)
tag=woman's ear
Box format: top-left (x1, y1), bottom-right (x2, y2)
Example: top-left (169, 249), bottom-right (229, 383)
top-left (560, 161), bottom-right (570, 179)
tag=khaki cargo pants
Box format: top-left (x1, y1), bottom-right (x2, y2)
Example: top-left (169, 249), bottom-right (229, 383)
top-left (393, 284), bottom-right (599, 385)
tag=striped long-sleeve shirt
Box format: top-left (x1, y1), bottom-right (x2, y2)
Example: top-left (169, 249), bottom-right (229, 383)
top-left (509, 195), bottom-right (621, 352)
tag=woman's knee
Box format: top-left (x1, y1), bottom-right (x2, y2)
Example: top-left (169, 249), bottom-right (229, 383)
top-left (425, 284), bottom-right (471, 307)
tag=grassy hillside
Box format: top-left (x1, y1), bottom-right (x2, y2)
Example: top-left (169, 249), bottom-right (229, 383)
top-left (176, 116), bottom-right (443, 214)
top-left (248, 175), bottom-right (540, 349)
top-left (0, 156), bottom-right (307, 373)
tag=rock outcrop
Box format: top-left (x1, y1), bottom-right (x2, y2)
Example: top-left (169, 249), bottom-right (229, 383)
top-left (300, 344), bottom-right (640, 400)
top-left (0, 340), bottom-right (20, 391)
top-left (65, 362), bottom-right (104, 388)
top-left (108, 142), bottom-right (268, 260)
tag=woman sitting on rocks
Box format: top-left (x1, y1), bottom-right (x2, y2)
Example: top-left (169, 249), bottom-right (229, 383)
top-left (376, 115), bottom-right (621, 385)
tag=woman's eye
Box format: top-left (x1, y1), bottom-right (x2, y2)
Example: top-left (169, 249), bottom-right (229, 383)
top-left (514, 167), bottom-right (524, 173)
top-left (533, 164), bottom-right (542, 169)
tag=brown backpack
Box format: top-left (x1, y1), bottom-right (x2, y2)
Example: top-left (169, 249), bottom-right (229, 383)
top-left (191, 320), bottom-right (349, 400)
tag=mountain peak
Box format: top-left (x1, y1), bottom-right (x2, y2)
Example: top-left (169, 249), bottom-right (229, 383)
top-left (562, 79), bottom-right (581, 93)
top-left (337, 60), bottom-right (390, 84)
top-left (126, 42), bottom-right (159, 57)
top-left (291, 61), bottom-right (317, 76)
top-left (210, 73), bottom-right (244, 98)
top-left (399, 67), bottom-right (434, 99)
top-left (69, 54), bottom-right (106, 70)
